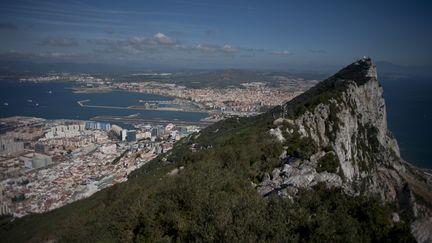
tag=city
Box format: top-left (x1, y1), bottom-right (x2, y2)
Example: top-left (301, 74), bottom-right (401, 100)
top-left (18, 72), bottom-right (318, 117)
top-left (0, 71), bottom-right (317, 218)
top-left (0, 116), bottom-right (200, 217)
top-left (1, 0), bottom-right (431, 241)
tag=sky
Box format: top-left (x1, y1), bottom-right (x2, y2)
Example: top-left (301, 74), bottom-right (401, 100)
top-left (0, 0), bottom-right (431, 71)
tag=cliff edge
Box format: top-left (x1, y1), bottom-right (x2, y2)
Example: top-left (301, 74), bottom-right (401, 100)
top-left (261, 58), bottom-right (432, 242)
top-left (1, 58), bottom-right (430, 242)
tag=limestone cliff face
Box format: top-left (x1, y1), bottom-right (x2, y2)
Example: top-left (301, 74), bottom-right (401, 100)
top-left (294, 59), bottom-right (404, 199)
top-left (260, 58), bottom-right (432, 242)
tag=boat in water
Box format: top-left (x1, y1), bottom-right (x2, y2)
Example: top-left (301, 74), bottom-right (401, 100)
top-left (128, 113), bottom-right (140, 118)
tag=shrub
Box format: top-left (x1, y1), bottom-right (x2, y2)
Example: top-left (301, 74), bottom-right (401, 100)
top-left (317, 152), bottom-right (339, 173)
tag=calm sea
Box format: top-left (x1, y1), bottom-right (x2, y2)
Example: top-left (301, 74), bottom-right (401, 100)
top-left (0, 79), bottom-right (430, 169)
top-left (381, 78), bottom-right (432, 169)
top-left (0, 80), bottom-right (208, 124)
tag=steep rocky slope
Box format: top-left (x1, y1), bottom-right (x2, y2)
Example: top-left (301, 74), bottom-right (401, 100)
top-left (1, 58), bottom-right (431, 242)
top-left (260, 58), bottom-right (432, 242)
top-left (260, 58), bottom-right (403, 198)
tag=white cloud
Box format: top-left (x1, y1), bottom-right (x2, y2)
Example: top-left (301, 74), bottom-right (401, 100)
top-left (152, 32), bottom-right (176, 45)
top-left (88, 34), bottom-right (244, 56)
top-left (41, 37), bottom-right (80, 47)
top-left (46, 32), bottom-right (291, 60)
top-left (271, 50), bottom-right (292, 56)
top-left (88, 33), bottom-right (181, 55)
top-left (196, 43), bottom-right (218, 53)
top-left (221, 44), bottom-right (237, 53)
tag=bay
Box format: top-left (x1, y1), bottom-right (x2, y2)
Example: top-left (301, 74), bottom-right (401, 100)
top-left (0, 78), bottom-right (431, 169)
top-left (0, 80), bottom-right (208, 122)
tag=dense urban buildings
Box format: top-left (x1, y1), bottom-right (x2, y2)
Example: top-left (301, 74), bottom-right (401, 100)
top-left (0, 72), bottom-right (316, 218)
top-left (19, 72), bottom-right (317, 117)
top-left (0, 116), bottom-right (200, 217)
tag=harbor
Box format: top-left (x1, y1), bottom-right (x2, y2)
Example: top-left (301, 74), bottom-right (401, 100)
top-left (77, 98), bottom-right (205, 113)
top-left (90, 115), bottom-right (215, 126)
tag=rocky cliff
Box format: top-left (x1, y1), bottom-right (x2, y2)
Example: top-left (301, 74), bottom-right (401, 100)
top-left (260, 58), bottom-right (432, 242)
top-left (1, 58), bottom-right (431, 243)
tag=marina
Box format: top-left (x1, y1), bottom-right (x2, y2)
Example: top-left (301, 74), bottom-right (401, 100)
top-left (0, 81), bottom-right (209, 125)
top-left (77, 99), bottom-right (201, 112)
top-left (90, 115), bottom-right (215, 126)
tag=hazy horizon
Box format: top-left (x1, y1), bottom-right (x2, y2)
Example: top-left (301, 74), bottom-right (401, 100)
top-left (1, 0), bottom-right (432, 71)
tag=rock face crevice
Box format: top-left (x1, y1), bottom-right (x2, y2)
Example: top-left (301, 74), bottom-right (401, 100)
top-left (260, 58), bottom-right (432, 242)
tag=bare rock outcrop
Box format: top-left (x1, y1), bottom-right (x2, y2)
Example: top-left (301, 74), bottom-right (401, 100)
top-left (260, 58), bottom-right (432, 242)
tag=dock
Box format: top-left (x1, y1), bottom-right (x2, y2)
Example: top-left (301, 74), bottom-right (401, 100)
top-left (90, 115), bottom-right (216, 126)
top-left (77, 100), bottom-right (207, 113)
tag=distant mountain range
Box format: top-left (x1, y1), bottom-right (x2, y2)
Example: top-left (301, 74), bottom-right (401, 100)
top-left (376, 61), bottom-right (432, 79)
top-left (0, 60), bottom-right (134, 73)
top-left (0, 60), bottom-right (430, 79)
top-left (1, 58), bottom-right (431, 242)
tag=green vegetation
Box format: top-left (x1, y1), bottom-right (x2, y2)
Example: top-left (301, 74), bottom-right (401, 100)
top-left (11, 194), bottom-right (25, 203)
top-left (0, 111), bottom-right (414, 242)
top-left (366, 125), bottom-right (381, 152)
top-left (354, 122), bottom-right (388, 172)
top-left (278, 121), bottom-right (318, 159)
top-left (112, 149), bottom-right (129, 164)
top-left (317, 152), bottom-right (340, 173)
top-left (273, 58), bottom-right (374, 120)
top-left (111, 69), bottom-right (326, 89)
top-left (0, 60), bottom-right (415, 242)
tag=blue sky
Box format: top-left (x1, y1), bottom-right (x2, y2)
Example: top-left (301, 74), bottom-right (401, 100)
top-left (0, 0), bottom-right (431, 70)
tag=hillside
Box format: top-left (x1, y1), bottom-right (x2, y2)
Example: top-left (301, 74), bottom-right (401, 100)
top-left (112, 69), bottom-right (322, 89)
top-left (1, 58), bottom-right (431, 242)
